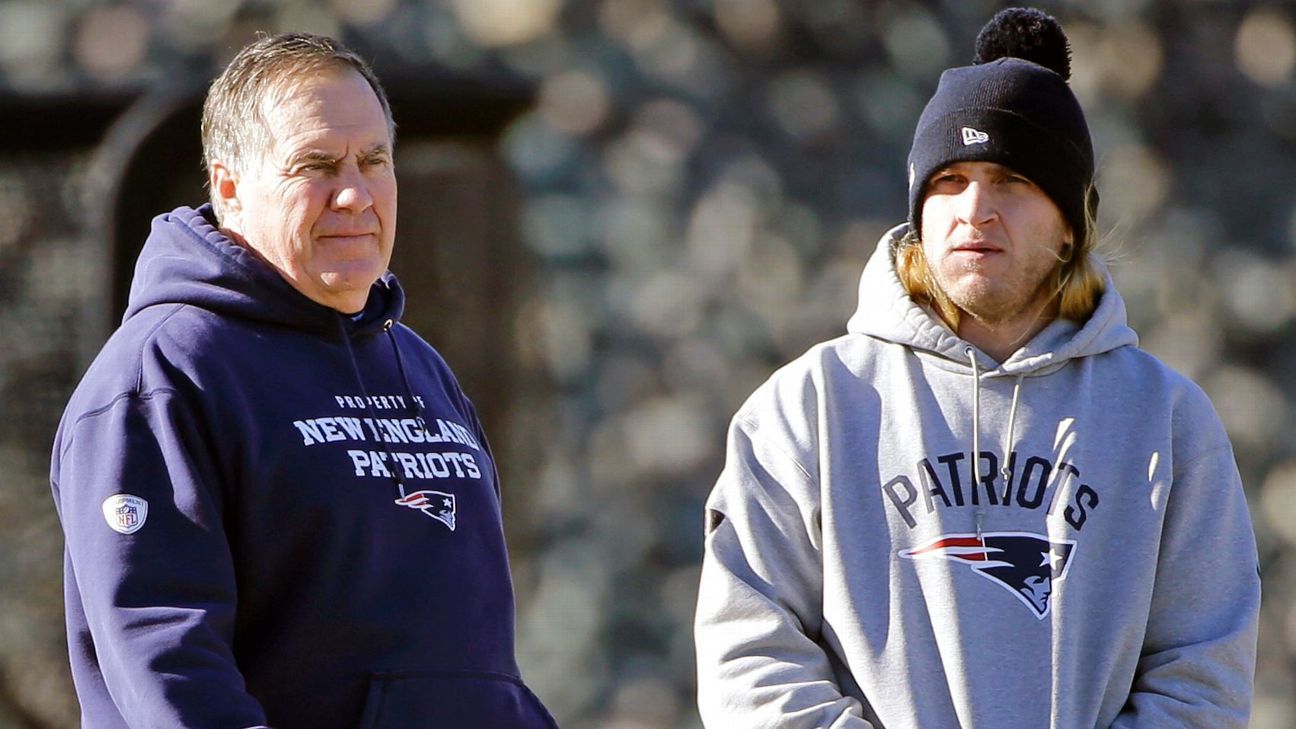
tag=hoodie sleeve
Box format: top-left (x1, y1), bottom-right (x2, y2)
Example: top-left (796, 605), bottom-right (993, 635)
top-left (1110, 416), bottom-right (1260, 728)
top-left (53, 388), bottom-right (270, 728)
top-left (694, 413), bottom-right (874, 729)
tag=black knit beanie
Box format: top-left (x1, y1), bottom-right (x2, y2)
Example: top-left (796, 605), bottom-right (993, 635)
top-left (907, 8), bottom-right (1096, 243)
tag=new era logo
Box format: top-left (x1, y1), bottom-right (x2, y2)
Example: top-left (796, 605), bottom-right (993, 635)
top-left (961, 126), bottom-right (990, 145)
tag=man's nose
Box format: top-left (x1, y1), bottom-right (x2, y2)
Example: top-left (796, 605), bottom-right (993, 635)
top-left (332, 167), bottom-right (374, 213)
top-left (954, 181), bottom-right (997, 226)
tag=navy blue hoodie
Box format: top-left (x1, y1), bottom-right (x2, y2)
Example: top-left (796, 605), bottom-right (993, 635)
top-left (51, 205), bottom-right (557, 728)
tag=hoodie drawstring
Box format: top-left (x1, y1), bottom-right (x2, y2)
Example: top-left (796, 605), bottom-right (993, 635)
top-left (967, 348), bottom-right (985, 546)
top-left (383, 319), bottom-right (431, 429)
top-left (965, 347), bottom-right (1025, 549)
top-left (337, 315), bottom-right (412, 500)
top-left (1002, 373), bottom-right (1024, 484)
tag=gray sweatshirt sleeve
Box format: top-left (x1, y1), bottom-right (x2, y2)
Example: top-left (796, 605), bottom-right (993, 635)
top-left (1109, 437), bottom-right (1260, 728)
top-left (695, 413), bottom-right (873, 729)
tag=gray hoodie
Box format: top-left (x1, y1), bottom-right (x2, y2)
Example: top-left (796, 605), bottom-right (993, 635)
top-left (695, 226), bottom-right (1260, 729)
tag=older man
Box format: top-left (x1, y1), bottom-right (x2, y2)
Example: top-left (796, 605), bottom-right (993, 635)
top-left (695, 8), bottom-right (1259, 729)
top-left (52, 33), bottom-right (556, 728)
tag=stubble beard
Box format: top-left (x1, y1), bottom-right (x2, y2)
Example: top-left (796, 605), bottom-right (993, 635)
top-left (937, 259), bottom-right (1061, 329)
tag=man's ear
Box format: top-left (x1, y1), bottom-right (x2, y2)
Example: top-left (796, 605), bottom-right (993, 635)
top-left (1060, 229), bottom-right (1076, 263)
top-left (210, 161), bottom-right (241, 215)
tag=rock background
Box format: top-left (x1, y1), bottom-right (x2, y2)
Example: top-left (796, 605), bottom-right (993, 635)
top-left (2, 1), bottom-right (1294, 726)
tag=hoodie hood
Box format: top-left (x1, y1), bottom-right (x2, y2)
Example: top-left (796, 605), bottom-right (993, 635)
top-left (845, 224), bottom-right (1138, 376)
top-left (125, 204), bottom-right (404, 336)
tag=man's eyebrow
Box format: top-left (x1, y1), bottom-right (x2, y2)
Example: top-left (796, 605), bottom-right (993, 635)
top-left (290, 150), bottom-right (338, 164)
top-left (289, 145), bottom-right (390, 164)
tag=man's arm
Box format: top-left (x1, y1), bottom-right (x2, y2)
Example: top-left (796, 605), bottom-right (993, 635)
top-left (1109, 441), bottom-right (1260, 729)
top-left (694, 415), bottom-right (873, 729)
top-left (54, 390), bottom-right (270, 728)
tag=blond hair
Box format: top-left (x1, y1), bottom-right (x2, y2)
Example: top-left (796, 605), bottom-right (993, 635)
top-left (895, 186), bottom-right (1105, 328)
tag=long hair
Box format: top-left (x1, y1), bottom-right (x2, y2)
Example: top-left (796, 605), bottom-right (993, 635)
top-left (895, 186), bottom-right (1105, 329)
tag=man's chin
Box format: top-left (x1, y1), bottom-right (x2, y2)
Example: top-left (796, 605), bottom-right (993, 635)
top-left (319, 265), bottom-right (385, 290)
top-left (301, 270), bottom-right (382, 312)
top-left (946, 290), bottom-right (1016, 324)
top-left (948, 286), bottom-right (1056, 328)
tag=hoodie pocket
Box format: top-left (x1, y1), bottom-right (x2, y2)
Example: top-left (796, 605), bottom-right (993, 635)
top-left (357, 670), bottom-right (558, 729)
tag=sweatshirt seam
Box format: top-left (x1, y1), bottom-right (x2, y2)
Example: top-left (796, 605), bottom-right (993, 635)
top-left (734, 411), bottom-right (817, 487)
top-left (57, 389), bottom-right (179, 464)
top-left (56, 303), bottom-right (191, 464)
top-left (1170, 443), bottom-right (1235, 481)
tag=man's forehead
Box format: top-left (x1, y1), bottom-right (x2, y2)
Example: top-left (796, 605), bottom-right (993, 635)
top-left (270, 128), bottom-right (391, 166)
top-left (259, 71), bottom-right (391, 159)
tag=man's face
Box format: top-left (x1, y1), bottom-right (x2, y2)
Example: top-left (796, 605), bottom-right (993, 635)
top-left (920, 161), bottom-right (1070, 326)
top-left (220, 66), bottom-right (396, 313)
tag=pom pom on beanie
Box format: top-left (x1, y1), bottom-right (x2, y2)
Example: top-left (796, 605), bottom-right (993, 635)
top-left (974, 6), bottom-right (1072, 78)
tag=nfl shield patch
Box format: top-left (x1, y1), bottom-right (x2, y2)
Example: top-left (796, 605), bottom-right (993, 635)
top-left (102, 494), bottom-right (149, 535)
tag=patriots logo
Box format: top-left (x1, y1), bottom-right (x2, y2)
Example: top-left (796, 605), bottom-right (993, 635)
top-left (900, 532), bottom-right (1075, 619)
top-left (394, 490), bottom-right (456, 531)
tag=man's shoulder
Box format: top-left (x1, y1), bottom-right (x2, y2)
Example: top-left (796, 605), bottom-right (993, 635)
top-left (387, 321), bottom-right (447, 360)
top-left (383, 322), bottom-right (480, 413)
top-left (385, 323), bottom-right (461, 384)
top-left (763, 333), bottom-right (892, 386)
top-left (66, 303), bottom-right (266, 410)
top-left (75, 303), bottom-right (191, 384)
top-left (116, 300), bottom-right (249, 356)
top-left (735, 333), bottom-right (889, 422)
top-left (1093, 344), bottom-right (1213, 405)
top-left (1090, 344), bottom-right (1230, 445)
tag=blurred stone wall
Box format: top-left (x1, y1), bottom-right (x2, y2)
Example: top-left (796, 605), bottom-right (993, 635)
top-left (3, 1), bottom-right (1296, 727)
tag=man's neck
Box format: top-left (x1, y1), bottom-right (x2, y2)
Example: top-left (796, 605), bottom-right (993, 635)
top-left (956, 310), bottom-right (1056, 364)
